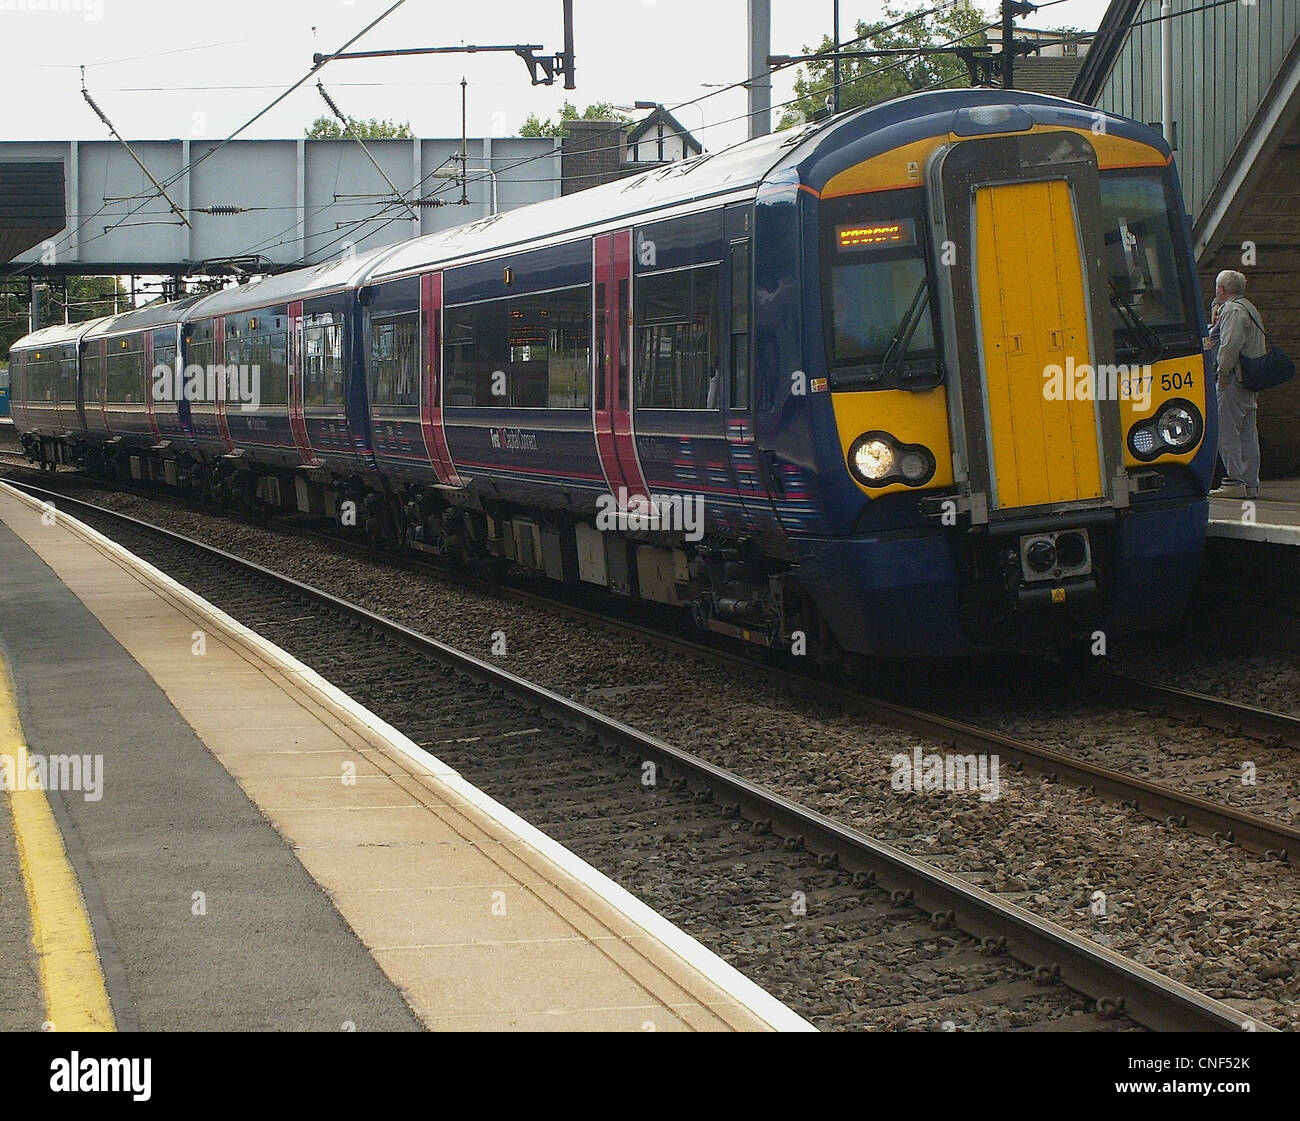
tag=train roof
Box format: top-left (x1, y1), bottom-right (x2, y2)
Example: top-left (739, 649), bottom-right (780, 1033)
top-left (367, 124), bottom-right (815, 282)
top-left (8, 89), bottom-right (1170, 358)
top-left (81, 291), bottom-right (212, 340)
top-left (365, 88), bottom-right (1165, 283)
top-left (9, 318), bottom-right (102, 351)
top-left (185, 241), bottom-right (404, 320)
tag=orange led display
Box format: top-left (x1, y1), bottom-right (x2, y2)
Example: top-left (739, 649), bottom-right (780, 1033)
top-left (836, 218), bottom-right (916, 250)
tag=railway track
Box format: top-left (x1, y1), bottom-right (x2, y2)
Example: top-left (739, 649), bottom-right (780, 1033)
top-left (7, 464), bottom-right (1298, 868)
top-left (4, 478), bottom-right (1269, 1032)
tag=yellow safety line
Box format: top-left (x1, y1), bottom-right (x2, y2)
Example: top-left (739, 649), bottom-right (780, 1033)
top-left (0, 657), bottom-right (115, 1032)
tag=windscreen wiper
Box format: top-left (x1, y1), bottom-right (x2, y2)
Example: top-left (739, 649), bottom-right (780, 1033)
top-left (829, 278), bottom-right (934, 391)
top-left (1108, 281), bottom-right (1164, 363)
top-left (879, 278), bottom-right (931, 381)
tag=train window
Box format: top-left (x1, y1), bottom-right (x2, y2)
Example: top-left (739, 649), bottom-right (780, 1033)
top-left (185, 321), bottom-right (215, 401)
top-left (226, 316), bottom-right (288, 407)
top-left (304, 319), bottom-right (346, 408)
top-left (634, 264), bottom-right (720, 410)
top-left (25, 353), bottom-right (46, 403)
top-left (444, 286), bottom-right (591, 409)
top-left (370, 313), bottom-right (419, 408)
top-left (58, 350), bottom-right (77, 405)
top-left (1098, 171), bottom-right (1199, 360)
top-left (821, 192), bottom-right (941, 391)
top-left (153, 340), bottom-right (177, 402)
top-left (729, 241), bottom-right (751, 411)
top-left (106, 337), bottom-right (145, 404)
top-left (617, 279), bottom-right (629, 411)
top-left (81, 344), bottom-right (104, 405)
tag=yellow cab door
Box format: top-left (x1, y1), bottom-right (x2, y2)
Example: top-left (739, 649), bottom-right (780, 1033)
top-left (973, 178), bottom-right (1104, 510)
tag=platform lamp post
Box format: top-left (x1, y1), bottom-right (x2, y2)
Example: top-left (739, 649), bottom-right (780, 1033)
top-left (457, 77), bottom-right (469, 205)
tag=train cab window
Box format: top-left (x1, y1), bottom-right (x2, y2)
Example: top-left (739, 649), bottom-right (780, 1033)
top-left (634, 263), bottom-right (720, 410)
top-left (1098, 171), bottom-right (1200, 361)
top-left (821, 193), bottom-right (942, 392)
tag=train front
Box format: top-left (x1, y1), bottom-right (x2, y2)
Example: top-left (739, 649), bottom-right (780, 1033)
top-left (762, 91), bottom-right (1214, 658)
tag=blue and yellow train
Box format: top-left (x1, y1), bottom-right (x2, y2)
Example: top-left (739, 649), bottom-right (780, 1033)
top-left (8, 89), bottom-right (1214, 661)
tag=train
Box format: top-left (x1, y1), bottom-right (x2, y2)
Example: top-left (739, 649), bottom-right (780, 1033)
top-left (7, 89), bottom-right (1214, 663)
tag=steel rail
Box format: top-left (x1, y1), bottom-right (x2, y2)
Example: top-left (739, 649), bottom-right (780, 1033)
top-left (1087, 669), bottom-right (1300, 751)
top-left (6, 465), bottom-right (1296, 866)
top-left (5, 479), bottom-right (1269, 1033)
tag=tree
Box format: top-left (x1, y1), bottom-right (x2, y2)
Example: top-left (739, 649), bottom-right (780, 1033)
top-left (518, 100), bottom-right (630, 138)
top-left (305, 115), bottom-right (414, 139)
top-left (1, 276), bottom-right (129, 357)
top-left (778, 2), bottom-right (991, 129)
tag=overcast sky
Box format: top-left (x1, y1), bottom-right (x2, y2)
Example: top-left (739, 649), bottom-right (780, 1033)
top-left (2, 0), bottom-right (1116, 150)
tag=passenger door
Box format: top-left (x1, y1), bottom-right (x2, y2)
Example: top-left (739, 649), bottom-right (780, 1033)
top-left (418, 271), bottom-right (461, 486)
top-left (592, 230), bottom-right (650, 507)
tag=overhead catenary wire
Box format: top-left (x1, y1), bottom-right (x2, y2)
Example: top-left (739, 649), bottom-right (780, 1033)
top-left (315, 80), bottom-right (421, 224)
top-left (289, 13), bottom-right (1005, 267)
top-left (229, 3), bottom-right (996, 269)
top-left (299, 0), bottom-right (1154, 266)
top-left (19, 0), bottom-right (411, 278)
top-left (22, 0), bottom-right (1226, 292)
top-left (26, 0), bottom-right (951, 282)
top-left (80, 67), bottom-right (191, 228)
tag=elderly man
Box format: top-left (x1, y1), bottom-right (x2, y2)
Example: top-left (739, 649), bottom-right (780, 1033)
top-left (1211, 269), bottom-right (1267, 499)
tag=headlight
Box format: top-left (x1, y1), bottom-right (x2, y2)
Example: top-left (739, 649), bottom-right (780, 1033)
top-left (1127, 399), bottom-right (1202, 461)
top-left (847, 431), bottom-right (936, 488)
top-left (853, 438), bottom-right (895, 482)
top-left (897, 448), bottom-right (932, 483)
top-left (1130, 425), bottom-right (1158, 457)
top-left (1157, 404), bottom-right (1197, 449)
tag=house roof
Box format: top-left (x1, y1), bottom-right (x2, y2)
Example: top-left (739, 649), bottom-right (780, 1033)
top-left (626, 107), bottom-right (703, 155)
top-left (1014, 57), bottom-right (1086, 99)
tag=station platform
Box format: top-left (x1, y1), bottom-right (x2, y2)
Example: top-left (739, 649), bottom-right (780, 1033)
top-left (0, 482), bottom-right (809, 1032)
top-left (1208, 477), bottom-right (1300, 545)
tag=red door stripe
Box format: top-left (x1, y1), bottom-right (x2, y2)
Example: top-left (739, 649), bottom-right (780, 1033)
top-left (287, 300), bottom-right (318, 466)
top-left (418, 272), bottom-right (462, 486)
top-left (144, 332), bottom-right (162, 441)
top-left (214, 316), bottom-right (234, 453)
